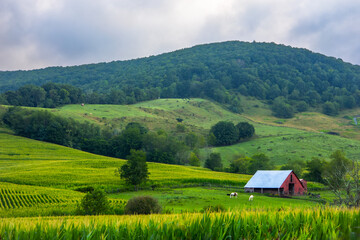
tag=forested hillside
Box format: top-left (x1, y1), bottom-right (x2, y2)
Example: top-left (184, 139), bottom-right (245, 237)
top-left (1, 41), bottom-right (360, 115)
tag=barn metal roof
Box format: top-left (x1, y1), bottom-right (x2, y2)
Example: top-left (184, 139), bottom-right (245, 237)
top-left (244, 170), bottom-right (292, 188)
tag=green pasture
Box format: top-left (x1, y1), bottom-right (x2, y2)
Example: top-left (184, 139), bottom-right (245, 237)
top-left (109, 187), bottom-right (321, 213)
top-left (210, 132), bottom-right (360, 166)
top-left (42, 99), bottom-right (360, 168)
top-left (50, 99), bottom-right (249, 133)
top-left (4, 99), bottom-right (360, 169)
top-left (51, 99), bottom-right (302, 137)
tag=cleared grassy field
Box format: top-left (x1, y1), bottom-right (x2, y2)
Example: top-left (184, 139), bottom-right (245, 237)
top-left (51, 99), bottom-right (303, 137)
top-left (211, 132), bottom-right (360, 166)
top-left (242, 96), bottom-right (360, 140)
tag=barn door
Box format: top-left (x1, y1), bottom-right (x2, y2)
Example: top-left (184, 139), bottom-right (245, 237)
top-left (289, 183), bottom-right (294, 195)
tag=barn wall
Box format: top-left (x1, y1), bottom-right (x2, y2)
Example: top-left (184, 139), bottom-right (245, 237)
top-left (280, 172), bottom-right (305, 196)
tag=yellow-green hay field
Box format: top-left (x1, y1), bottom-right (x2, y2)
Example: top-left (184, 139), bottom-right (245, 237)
top-left (0, 132), bottom-right (249, 189)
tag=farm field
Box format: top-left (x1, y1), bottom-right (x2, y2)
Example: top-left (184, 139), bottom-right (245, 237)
top-left (1, 207), bottom-right (359, 239)
top-left (0, 130), bottom-right (327, 218)
top-left (1, 99), bottom-right (359, 239)
top-left (0, 132), bottom-right (249, 189)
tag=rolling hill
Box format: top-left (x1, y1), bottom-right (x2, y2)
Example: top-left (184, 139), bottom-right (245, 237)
top-left (3, 98), bottom-right (359, 167)
top-left (0, 130), bottom-right (249, 189)
top-left (2, 41), bottom-right (360, 117)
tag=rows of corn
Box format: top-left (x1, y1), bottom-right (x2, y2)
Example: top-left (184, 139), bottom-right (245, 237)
top-left (1, 207), bottom-right (359, 239)
top-left (0, 188), bottom-right (63, 209)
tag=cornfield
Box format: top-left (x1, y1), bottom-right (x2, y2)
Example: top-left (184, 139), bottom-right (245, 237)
top-left (0, 188), bottom-right (63, 209)
top-left (1, 207), bottom-right (359, 239)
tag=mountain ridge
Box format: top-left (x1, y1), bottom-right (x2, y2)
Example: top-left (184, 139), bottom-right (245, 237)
top-left (1, 41), bottom-right (360, 117)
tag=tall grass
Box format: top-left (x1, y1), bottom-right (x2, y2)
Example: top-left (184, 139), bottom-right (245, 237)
top-left (1, 207), bottom-right (359, 239)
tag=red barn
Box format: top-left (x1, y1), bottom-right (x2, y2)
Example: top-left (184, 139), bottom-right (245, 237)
top-left (244, 170), bottom-right (307, 196)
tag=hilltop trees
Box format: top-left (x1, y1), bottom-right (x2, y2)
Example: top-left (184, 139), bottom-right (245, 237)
top-left (1, 83), bottom-right (83, 108)
top-left (3, 41), bottom-right (360, 116)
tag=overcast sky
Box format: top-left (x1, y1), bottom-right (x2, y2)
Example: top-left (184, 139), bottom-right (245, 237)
top-left (1, 0), bottom-right (359, 71)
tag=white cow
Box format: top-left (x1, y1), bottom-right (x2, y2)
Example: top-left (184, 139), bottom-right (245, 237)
top-left (230, 192), bottom-right (238, 198)
top-left (249, 195), bottom-right (254, 201)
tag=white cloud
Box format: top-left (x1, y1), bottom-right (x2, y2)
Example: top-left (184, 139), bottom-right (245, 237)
top-left (0, 0), bottom-right (359, 70)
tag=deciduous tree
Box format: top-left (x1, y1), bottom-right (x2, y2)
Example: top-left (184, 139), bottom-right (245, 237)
top-left (209, 121), bottom-right (238, 146)
top-left (118, 149), bottom-right (149, 191)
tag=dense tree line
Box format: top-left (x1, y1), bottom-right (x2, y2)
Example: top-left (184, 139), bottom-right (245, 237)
top-left (228, 153), bottom-right (274, 174)
top-left (1, 41), bottom-right (360, 115)
top-left (3, 107), bottom-right (106, 149)
top-left (1, 83), bottom-right (83, 108)
top-left (2, 107), bottom-right (189, 165)
top-left (0, 83), bottom-right (161, 108)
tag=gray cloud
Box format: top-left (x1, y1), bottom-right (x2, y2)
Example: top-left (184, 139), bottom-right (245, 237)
top-left (0, 0), bottom-right (359, 70)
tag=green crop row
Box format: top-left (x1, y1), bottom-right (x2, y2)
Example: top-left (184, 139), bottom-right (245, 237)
top-left (0, 207), bottom-right (359, 239)
top-left (0, 187), bottom-right (63, 209)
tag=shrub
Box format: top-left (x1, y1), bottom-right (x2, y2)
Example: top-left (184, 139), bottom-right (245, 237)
top-left (125, 196), bottom-right (162, 215)
top-left (79, 189), bottom-right (110, 215)
top-left (176, 123), bottom-right (186, 132)
top-left (189, 152), bottom-right (200, 166)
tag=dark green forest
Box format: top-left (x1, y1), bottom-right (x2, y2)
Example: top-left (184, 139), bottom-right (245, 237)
top-left (1, 41), bottom-right (360, 116)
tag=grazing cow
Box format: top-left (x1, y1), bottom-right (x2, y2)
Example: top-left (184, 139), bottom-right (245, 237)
top-left (249, 195), bottom-right (254, 201)
top-left (230, 192), bottom-right (238, 198)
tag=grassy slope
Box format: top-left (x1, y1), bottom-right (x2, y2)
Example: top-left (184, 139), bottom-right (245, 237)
top-left (0, 132), bottom-right (249, 189)
top-left (241, 96), bottom-right (360, 140)
top-left (46, 98), bottom-right (360, 166)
